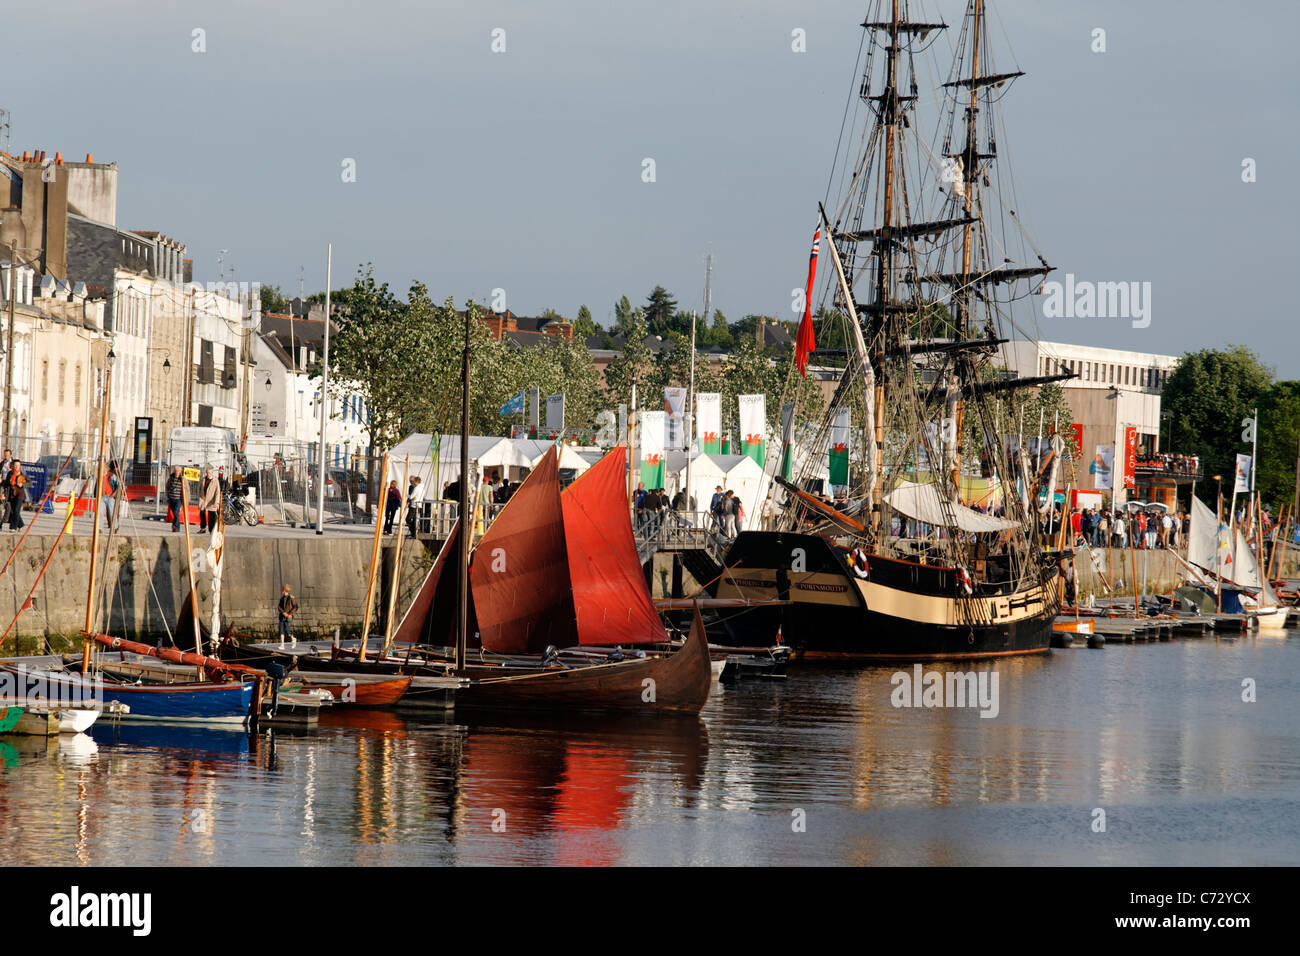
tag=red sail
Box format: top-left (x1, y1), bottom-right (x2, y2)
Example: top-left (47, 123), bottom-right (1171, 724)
top-left (561, 445), bottom-right (667, 645)
top-left (470, 446), bottom-right (578, 653)
top-left (392, 519), bottom-right (477, 647)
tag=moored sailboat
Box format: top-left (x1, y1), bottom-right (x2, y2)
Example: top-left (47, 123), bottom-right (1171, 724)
top-left (706, 0), bottom-right (1064, 660)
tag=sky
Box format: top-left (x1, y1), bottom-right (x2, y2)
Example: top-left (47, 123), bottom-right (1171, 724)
top-left (6, 1), bottom-right (1299, 374)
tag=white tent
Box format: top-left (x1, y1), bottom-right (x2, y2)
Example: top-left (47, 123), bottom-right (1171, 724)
top-left (383, 433), bottom-right (595, 494)
top-left (663, 451), bottom-right (770, 522)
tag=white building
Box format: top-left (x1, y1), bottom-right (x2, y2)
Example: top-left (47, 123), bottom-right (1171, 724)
top-left (1000, 339), bottom-right (1183, 505)
top-left (247, 312), bottom-right (370, 470)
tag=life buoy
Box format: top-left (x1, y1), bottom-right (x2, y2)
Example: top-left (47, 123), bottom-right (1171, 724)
top-left (849, 549), bottom-right (869, 579)
top-left (957, 566), bottom-right (973, 595)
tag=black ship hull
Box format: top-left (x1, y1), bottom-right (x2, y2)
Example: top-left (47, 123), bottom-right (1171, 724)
top-left (707, 531), bottom-right (1058, 662)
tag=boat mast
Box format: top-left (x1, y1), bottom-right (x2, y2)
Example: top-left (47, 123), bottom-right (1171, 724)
top-left (867, 0), bottom-right (902, 537)
top-left (455, 305), bottom-right (471, 673)
top-left (358, 453), bottom-right (389, 662)
top-left (82, 350), bottom-right (113, 672)
top-left (382, 453), bottom-right (411, 657)
top-left (947, 0), bottom-right (982, 501)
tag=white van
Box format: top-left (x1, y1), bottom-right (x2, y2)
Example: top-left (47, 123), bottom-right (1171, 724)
top-left (167, 427), bottom-right (245, 478)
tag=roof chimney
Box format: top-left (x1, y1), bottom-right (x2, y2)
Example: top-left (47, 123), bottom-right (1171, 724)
top-left (54, 152), bottom-right (63, 165)
top-left (85, 153), bottom-right (94, 163)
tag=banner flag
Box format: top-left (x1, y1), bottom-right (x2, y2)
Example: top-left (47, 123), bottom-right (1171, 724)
top-left (738, 394), bottom-right (766, 466)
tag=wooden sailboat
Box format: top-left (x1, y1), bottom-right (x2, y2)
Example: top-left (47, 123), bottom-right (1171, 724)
top-left (705, 0), bottom-right (1063, 661)
top-left (451, 443), bottom-right (712, 713)
top-left (1185, 496), bottom-right (1287, 632)
top-left (228, 307), bottom-right (711, 712)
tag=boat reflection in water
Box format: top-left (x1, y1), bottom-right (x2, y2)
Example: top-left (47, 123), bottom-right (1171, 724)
top-left (447, 714), bottom-right (709, 866)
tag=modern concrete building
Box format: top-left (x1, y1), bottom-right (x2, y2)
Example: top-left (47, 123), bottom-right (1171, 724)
top-left (1000, 339), bottom-right (1187, 506)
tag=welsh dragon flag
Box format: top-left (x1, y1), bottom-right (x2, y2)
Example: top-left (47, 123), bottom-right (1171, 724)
top-left (796, 225), bottom-right (820, 377)
top-left (640, 409), bottom-right (666, 488)
top-left (696, 393), bottom-right (721, 454)
top-left (829, 407), bottom-right (851, 486)
top-left (738, 394), bottom-right (766, 466)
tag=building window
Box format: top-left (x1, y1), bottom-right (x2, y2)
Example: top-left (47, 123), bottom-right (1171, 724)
top-left (199, 340), bottom-right (215, 384)
top-left (74, 363), bottom-right (82, 407)
top-left (223, 346), bottom-right (238, 389)
top-left (58, 359), bottom-right (67, 406)
top-left (41, 360), bottom-right (48, 402)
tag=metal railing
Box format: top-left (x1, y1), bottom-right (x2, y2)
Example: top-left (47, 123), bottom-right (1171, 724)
top-left (635, 510), bottom-right (730, 564)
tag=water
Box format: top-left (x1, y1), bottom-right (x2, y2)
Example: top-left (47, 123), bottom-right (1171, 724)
top-left (3, 633), bottom-right (1298, 865)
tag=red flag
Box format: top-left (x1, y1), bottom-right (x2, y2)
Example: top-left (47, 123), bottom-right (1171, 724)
top-left (796, 226), bottom-right (820, 377)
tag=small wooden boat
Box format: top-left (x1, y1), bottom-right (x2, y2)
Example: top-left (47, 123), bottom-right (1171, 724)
top-left (294, 673), bottom-right (412, 706)
top-left (10, 706), bottom-right (100, 735)
top-left (456, 609), bottom-right (712, 714)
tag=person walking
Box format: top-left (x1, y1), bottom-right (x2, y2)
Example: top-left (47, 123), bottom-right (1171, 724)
top-left (198, 466), bottom-right (220, 533)
top-left (166, 465), bottom-right (185, 532)
top-left (0, 449), bottom-right (13, 527)
top-left (406, 476), bottom-right (425, 537)
top-left (721, 490), bottom-right (738, 538)
top-left (383, 480), bottom-right (402, 534)
top-left (103, 461), bottom-right (121, 530)
top-left (6, 461), bottom-right (26, 531)
top-left (277, 585), bottom-right (299, 641)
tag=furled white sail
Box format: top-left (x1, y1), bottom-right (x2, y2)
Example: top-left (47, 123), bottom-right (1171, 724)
top-left (886, 481), bottom-right (1020, 533)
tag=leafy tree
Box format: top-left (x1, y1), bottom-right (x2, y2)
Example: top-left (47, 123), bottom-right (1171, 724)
top-left (644, 285), bottom-right (680, 337)
top-left (697, 308), bottom-right (732, 348)
top-left (1162, 346), bottom-right (1273, 504)
top-left (259, 283), bottom-right (288, 315)
top-left (611, 296), bottom-right (638, 336)
top-left (574, 304), bottom-right (599, 338)
top-left (1257, 380), bottom-right (1300, 512)
top-left (323, 267), bottom-right (445, 450)
top-left (603, 307), bottom-right (653, 407)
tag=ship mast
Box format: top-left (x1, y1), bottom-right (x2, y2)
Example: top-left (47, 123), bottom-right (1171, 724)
top-left (947, 0), bottom-right (982, 500)
top-left (867, 0), bottom-right (902, 539)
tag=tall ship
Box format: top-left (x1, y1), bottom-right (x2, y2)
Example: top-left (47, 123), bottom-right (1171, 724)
top-left (708, 0), bottom-right (1070, 660)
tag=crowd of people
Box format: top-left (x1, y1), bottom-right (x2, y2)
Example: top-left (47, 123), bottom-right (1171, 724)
top-left (1134, 452), bottom-right (1201, 476)
top-left (1047, 505), bottom-right (1185, 550)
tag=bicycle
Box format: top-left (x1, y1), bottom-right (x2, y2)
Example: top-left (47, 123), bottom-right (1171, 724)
top-left (224, 493), bottom-right (260, 526)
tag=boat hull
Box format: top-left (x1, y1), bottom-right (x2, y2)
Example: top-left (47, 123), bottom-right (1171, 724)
top-left (455, 611), bottom-right (713, 714)
top-left (99, 680), bottom-right (254, 725)
top-left (296, 674), bottom-right (412, 706)
top-left (708, 531), bottom-right (1058, 662)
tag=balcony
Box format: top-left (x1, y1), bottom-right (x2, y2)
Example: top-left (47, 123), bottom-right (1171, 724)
top-left (1134, 453), bottom-right (1202, 482)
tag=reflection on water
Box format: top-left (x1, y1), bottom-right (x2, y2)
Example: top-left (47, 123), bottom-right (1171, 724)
top-left (1, 634), bottom-right (1298, 865)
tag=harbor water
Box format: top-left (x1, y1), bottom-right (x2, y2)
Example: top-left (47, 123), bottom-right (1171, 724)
top-left (2, 632), bottom-right (1297, 866)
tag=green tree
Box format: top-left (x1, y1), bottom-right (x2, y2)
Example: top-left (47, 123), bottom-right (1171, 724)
top-left (603, 307), bottom-right (653, 407)
top-left (611, 296), bottom-right (638, 336)
top-left (324, 267), bottom-right (447, 450)
top-left (697, 308), bottom-right (732, 348)
top-left (1162, 346), bottom-right (1273, 503)
top-left (644, 285), bottom-right (680, 337)
top-left (260, 283), bottom-right (288, 315)
top-left (574, 304), bottom-right (599, 338)
top-left (1257, 380), bottom-right (1300, 512)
